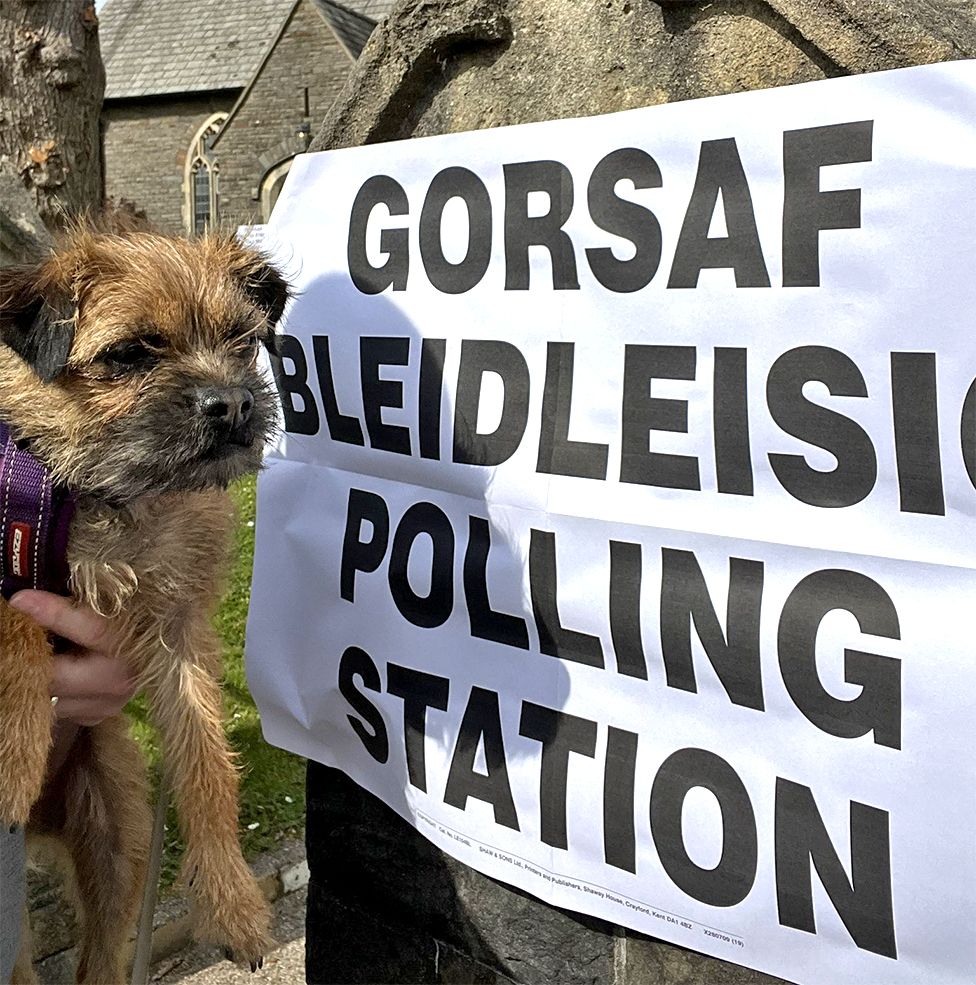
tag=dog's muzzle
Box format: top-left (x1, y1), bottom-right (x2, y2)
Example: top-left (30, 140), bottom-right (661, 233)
top-left (188, 385), bottom-right (255, 449)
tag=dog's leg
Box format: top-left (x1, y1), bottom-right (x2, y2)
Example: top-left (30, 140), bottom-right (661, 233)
top-left (0, 599), bottom-right (55, 827)
top-left (146, 626), bottom-right (271, 966)
top-left (57, 718), bottom-right (151, 985)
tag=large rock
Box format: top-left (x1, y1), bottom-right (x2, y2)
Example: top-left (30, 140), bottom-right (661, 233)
top-left (304, 3), bottom-right (975, 983)
top-left (306, 765), bottom-right (789, 984)
top-left (310, 0), bottom-right (976, 152)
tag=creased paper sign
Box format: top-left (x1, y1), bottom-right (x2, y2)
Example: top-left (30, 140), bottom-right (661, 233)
top-left (245, 61), bottom-right (976, 985)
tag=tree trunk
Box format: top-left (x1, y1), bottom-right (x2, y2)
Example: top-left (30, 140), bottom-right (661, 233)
top-left (0, 0), bottom-right (104, 231)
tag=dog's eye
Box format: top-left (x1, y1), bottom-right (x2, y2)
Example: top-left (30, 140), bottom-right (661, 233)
top-left (100, 335), bottom-right (165, 373)
top-left (233, 332), bottom-right (261, 358)
top-left (105, 342), bottom-right (147, 364)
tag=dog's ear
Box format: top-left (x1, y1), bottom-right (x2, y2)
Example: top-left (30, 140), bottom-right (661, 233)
top-left (234, 255), bottom-right (291, 354)
top-left (0, 262), bottom-right (76, 382)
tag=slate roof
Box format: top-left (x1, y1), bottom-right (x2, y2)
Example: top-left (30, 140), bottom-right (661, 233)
top-left (313, 0), bottom-right (393, 59)
top-left (354, 0), bottom-right (396, 18)
top-left (98, 0), bottom-right (298, 99)
top-left (99, 0), bottom-right (395, 100)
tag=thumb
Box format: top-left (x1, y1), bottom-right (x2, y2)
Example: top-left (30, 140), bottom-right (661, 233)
top-left (9, 590), bottom-right (111, 652)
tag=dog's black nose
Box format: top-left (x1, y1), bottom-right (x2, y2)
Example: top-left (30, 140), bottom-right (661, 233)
top-left (192, 386), bottom-right (254, 429)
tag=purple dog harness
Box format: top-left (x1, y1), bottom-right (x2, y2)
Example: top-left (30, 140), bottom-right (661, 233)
top-left (0, 420), bottom-right (76, 600)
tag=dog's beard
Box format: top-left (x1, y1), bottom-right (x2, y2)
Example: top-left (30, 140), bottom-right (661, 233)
top-left (57, 372), bottom-right (280, 502)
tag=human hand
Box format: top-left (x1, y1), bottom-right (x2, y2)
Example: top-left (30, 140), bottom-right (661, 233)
top-left (8, 590), bottom-right (136, 727)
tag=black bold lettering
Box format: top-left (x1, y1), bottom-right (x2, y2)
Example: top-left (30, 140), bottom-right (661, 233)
top-left (609, 540), bottom-right (647, 680)
top-left (519, 702), bottom-right (598, 850)
top-left (360, 337), bottom-right (411, 455)
top-left (585, 147), bottom-right (663, 292)
top-left (530, 529), bottom-right (604, 668)
top-left (962, 377), bottom-right (975, 490)
top-left (783, 121), bottom-right (873, 287)
top-left (464, 516), bottom-right (530, 650)
top-left (312, 336), bottom-right (364, 445)
top-left (667, 138), bottom-right (770, 289)
top-left (650, 748), bottom-right (758, 907)
top-left (340, 489), bottom-right (390, 602)
top-left (443, 687), bottom-right (520, 830)
top-left (268, 334), bottom-right (320, 435)
top-left (388, 502), bottom-right (454, 629)
top-left (338, 645), bottom-right (389, 763)
top-left (767, 346), bottom-right (877, 508)
top-left (778, 569), bottom-right (901, 748)
top-left (347, 175), bottom-right (409, 293)
top-left (453, 340), bottom-right (530, 466)
top-left (419, 167), bottom-right (492, 294)
top-left (387, 663), bottom-right (450, 792)
top-left (536, 342), bottom-right (609, 480)
top-left (503, 161), bottom-right (580, 290)
top-left (660, 549), bottom-right (765, 710)
top-left (890, 352), bottom-right (945, 515)
top-left (604, 727), bottom-right (639, 873)
top-left (620, 345), bottom-right (701, 490)
top-left (714, 347), bottom-right (753, 496)
top-left (419, 338), bottom-right (446, 460)
top-left (775, 778), bottom-right (895, 958)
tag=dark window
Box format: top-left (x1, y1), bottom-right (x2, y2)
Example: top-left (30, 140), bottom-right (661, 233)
top-left (192, 160), bottom-right (210, 235)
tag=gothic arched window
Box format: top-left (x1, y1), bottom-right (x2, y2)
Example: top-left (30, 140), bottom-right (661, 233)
top-left (184, 114), bottom-right (227, 236)
top-left (259, 157), bottom-right (294, 222)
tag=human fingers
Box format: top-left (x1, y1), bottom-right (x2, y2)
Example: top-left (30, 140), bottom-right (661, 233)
top-left (50, 696), bottom-right (119, 727)
top-left (9, 590), bottom-right (113, 653)
top-left (50, 653), bottom-right (136, 726)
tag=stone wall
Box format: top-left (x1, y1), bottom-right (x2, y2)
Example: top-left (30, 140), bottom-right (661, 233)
top-left (307, 765), bottom-right (787, 985)
top-left (100, 0), bottom-right (359, 234)
top-left (211, 0), bottom-right (357, 228)
top-left (303, 2), bottom-right (976, 984)
top-left (101, 93), bottom-right (235, 234)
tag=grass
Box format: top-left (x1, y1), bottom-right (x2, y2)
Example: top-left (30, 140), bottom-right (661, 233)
top-left (126, 475), bottom-right (306, 889)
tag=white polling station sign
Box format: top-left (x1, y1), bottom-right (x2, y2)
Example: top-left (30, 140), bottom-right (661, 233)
top-left (245, 61), bottom-right (976, 985)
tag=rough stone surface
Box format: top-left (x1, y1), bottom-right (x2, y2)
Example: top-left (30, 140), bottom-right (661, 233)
top-left (33, 946), bottom-right (76, 985)
top-left (0, 168), bottom-right (50, 265)
top-left (303, 3), bottom-right (976, 984)
top-left (766, 0), bottom-right (975, 72)
top-left (622, 934), bottom-right (786, 985)
top-left (306, 765), bottom-right (620, 985)
top-left (310, 0), bottom-right (976, 152)
top-left (24, 868), bottom-right (77, 965)
top-left (305, 767), bottom-right (790, 985)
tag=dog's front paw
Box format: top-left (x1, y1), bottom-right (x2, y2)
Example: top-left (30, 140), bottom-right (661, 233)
top-left (214, 921), bottom-right (273, 971)
top-left (202, 914), bottom-right (273, 970)
top-left (223, 949), bottom-right (265, 973)
top-left (189, 859), bottom-right (273, 969)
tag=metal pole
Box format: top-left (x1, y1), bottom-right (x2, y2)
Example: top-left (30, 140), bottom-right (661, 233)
top-left (130, 781), bottom-right (169, 985)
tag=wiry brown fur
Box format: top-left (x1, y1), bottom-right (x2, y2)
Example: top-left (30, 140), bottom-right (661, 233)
top-left (0, 227), bottom-right (290, 980)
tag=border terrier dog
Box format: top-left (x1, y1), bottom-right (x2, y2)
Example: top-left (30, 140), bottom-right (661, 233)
top-left (0, 226), bottom-right (289, 982)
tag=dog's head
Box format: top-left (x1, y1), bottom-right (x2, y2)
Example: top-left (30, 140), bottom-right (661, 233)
top-left (0, 228), bottom-right (290, 502)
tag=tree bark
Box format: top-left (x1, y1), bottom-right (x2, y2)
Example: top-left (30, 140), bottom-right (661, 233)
top-left (0, 0), bottom-right (104, 231)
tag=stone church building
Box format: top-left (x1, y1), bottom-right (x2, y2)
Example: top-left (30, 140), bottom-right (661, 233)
top-left (98, 0), bottom-right (392, 234)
